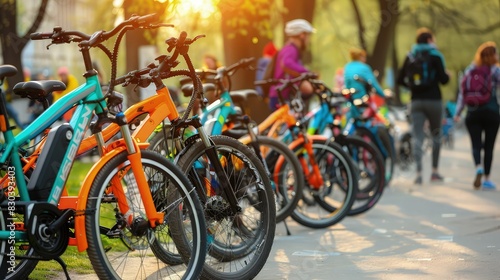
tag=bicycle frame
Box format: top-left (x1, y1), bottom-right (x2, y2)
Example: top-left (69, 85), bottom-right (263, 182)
top-left (0, 59), bottom-right (174, 255)
top-left (0, 75), bottom-right (104, 240)
top-left (240, 103), bottom-right (325, 189)
top-left (344, 117), bottom-right (391, 159)
top-left (199, 91), bottom-right (238, 135)
top-left (78, 86), bottom-right (179, 153)
top-left (74, 85), bottom-right (178, 251)
top-left (0, 78), bottom-right (179, 252)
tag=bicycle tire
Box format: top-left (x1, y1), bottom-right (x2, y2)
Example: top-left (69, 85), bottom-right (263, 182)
top-left (176, 135), bottom-right (276, 280)
top-left (149, 129), bottom-right (177, 159)
top-left (334, 135), bottom-right (385, 216)
top-left (290, 139), bottom-right (357, 228)
top-left (0, 209), bottom-right (7, 279)
top-left (355, 127), bottom-right (395, 186)
top-left (254, 136), bottom-right (304, 223)
top-left (85, 150), bottom-right (206, 280)
top-left (0, 165), bottom-right (39, 280)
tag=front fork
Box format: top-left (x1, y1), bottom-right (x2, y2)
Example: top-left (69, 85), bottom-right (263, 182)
top-left (187, 117), bottom-right (241, 214)
top-left (297, 131), bottom-right (324, 190)
top-left (94, 112), bottom-right (164, 228)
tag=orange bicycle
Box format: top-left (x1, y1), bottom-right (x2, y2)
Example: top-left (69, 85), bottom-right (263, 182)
top-left (1, 15), bottom-right (207, 280)
top-left (3, 29), bottom-right (276, 279)
top-left (253, 74), bottom-right (358, 228)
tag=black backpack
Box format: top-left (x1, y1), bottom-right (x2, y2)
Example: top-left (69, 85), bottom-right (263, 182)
top-left (405, 50), bottom-right (434, 89)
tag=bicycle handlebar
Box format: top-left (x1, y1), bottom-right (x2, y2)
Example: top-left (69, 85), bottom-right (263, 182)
top-left (30, 13), bottom-right (159, 47)
top-left (275, 72), bottom-right (318, 93)
top-left (254, 72), bottom-right (317, 91)
top-left (111, 31), bottom-right (203, 89)
top-left (221, 57), bottom-right (255, 74)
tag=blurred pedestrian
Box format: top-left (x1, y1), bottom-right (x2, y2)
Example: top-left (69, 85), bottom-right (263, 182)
top-left (268, 19), bottom-right (316, 111)
top-left (53, 66), bottom-right (79, 101)
top-left (202, 54), bottom-right (221, 71)
top-left (53, 66), bottom-right (79, 121)
top-left (454, 41), bottom-right (500, 190)
top-left (397, 27), bottom-right (450, 185)
top-left (255, 41), bottom-right (278, 96)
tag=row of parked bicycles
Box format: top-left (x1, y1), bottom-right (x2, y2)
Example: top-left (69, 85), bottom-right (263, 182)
top-left (0, 14), bottom-right (401, 280)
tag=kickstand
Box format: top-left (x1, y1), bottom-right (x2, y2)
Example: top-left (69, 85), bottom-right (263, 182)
top-left (282, 219), bottom-right (292, 236)
top-left (53, 256), bottom-right (71, 280)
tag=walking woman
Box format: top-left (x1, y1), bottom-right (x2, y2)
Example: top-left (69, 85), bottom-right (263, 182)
top-left (454, 41), bottom-right (500, 190)
top-left (397, 28), bottom-right (450, 184)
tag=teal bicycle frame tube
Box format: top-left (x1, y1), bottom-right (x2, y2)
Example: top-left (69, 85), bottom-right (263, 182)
top-left (0, 76), bottom-right (105, 203)
top-left (200, 91), bottom-right (238, 135)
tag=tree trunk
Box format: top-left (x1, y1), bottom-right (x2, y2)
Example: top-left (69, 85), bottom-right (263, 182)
top-left (122, 0), bottom-right (159, 107)
top-left (350, 0), bottom-right (367, 51)
top-left (391, 36), bottom-right (402, 105)
top-left (220, 21), bottom-right (263, 90)
top-left (219, 1), bottom-right (273, 90)
top-left (366, 0), bottom-right (399, 82)
top-left (0, 0), bottom-right (49, 92)
top-left (282, 0), bottom-right (315, 28)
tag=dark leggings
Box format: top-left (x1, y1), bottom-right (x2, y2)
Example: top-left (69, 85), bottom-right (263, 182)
top-left (465, 109), bottom-right (500, 175)
top-left (410, 100), bottom-right (443, 172)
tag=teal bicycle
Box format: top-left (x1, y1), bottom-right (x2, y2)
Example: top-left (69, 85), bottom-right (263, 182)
top-left (0, 15), bottom-right (206, 280)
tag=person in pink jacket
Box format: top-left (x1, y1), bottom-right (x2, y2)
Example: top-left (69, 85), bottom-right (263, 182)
top-left (268, 19), bottom-right (316, 111)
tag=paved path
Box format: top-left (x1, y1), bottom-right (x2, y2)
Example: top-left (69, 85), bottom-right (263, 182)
top-left (258, 128), bottom-right (500, 279)
top-left (55, 127), bottom-right (500, 279)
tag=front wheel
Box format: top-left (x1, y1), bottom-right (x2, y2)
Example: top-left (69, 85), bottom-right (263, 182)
top-left (177, 135), bottom-right (276, 280)
top-left (291, 139), bottom-right (358, 228)
top-left (0, 209), bottom-right (7, 279)
top-left (356, 127), bottom-right (395, 186)
top-left (85, 150), bottom-right (206, 280)
top-left (334, 135), bottom-right (385, 216)
top-left (252, 136), bottom-right (304, 223)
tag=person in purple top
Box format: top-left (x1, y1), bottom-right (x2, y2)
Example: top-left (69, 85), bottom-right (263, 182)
top-left (268, 19), bottom-right (316, 111)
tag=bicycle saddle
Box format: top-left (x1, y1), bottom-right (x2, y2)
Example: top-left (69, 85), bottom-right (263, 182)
top-left (13, 80), bottom-right (66, 100)
top-left (229, 89), bottom-right (259, 104)
top-left (181, 83), bottom-right (216, 97)
top-left (0, 65), bottom-right (18, 80)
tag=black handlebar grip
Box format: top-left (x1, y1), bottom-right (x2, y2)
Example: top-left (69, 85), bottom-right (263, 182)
top-left (137, 13), bottom-right (158, 25)
top-left (30, 32), bottom-right (53, 40)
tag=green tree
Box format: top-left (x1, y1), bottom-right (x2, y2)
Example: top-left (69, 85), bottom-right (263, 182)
top-left (0, 0), bottom-right (49, 90)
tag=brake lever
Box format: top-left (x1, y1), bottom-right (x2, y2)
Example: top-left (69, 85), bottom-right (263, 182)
top-left (190, 34), bottom-right (206, 43)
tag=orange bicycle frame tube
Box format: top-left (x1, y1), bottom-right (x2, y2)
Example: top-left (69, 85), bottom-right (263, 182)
top-left (78, 86), bottom-right (179, 154)
top-left (239, 103), bottom-right (325, 189)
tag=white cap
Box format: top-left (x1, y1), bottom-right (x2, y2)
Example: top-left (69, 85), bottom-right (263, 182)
top-left (285, 19), bottom-right (316, 36)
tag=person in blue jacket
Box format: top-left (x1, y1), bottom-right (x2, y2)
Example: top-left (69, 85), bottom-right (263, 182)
top-left (344, 48), bottom-right (385, 100)
top-left (343, 48), bottom-right (386, 122)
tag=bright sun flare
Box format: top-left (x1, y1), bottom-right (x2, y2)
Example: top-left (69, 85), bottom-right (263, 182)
top-left (177, 0), bottom-right (218, 19)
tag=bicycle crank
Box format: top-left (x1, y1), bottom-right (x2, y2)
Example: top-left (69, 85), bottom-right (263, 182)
top-left (27, 203), bottom-right (70, 259)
